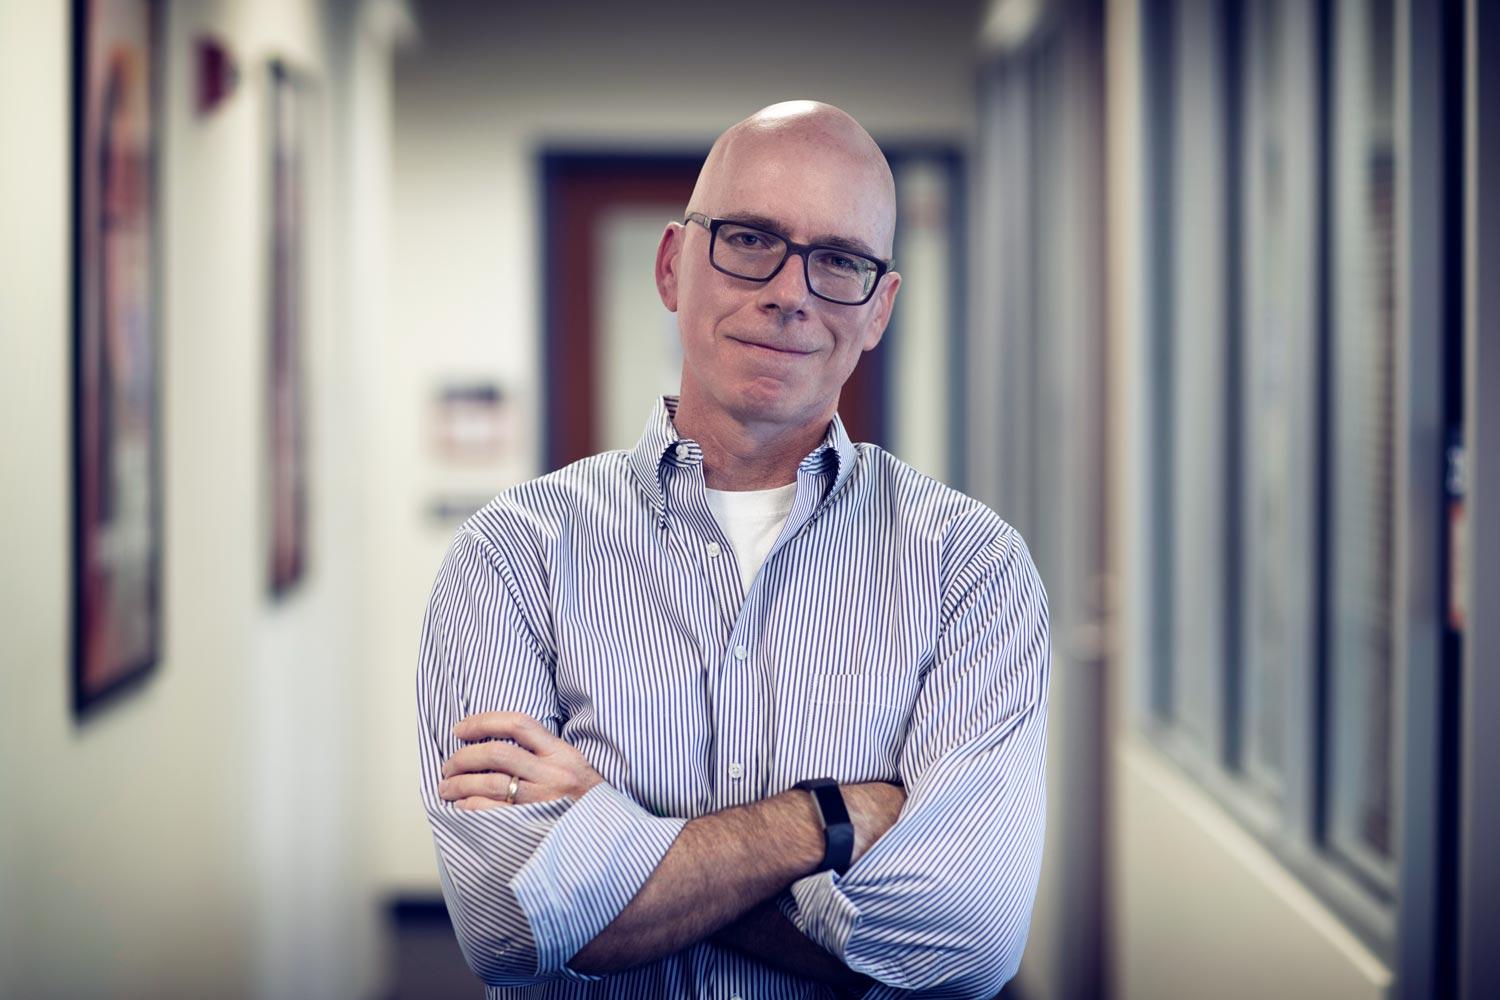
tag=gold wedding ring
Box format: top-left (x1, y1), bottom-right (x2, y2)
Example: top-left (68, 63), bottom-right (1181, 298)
top-left (505, 775), bottom-right (520, 804)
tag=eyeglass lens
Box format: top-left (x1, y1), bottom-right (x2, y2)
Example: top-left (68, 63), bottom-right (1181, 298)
top-left (711, 223), bottom-right (877, 304)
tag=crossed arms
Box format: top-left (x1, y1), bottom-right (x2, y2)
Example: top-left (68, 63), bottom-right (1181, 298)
top-left (416, 521), bottom-right (1050, 997)
top-left (437, 709), bottom-right (901, 991)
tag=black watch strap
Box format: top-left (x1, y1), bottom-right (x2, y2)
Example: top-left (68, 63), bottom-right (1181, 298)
top-left (795, 778), bottom-right (854, 876)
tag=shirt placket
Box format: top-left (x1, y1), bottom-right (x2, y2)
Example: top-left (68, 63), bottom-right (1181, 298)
top-left (714, 487), bottom-right (837, 818)
top-left (663, 450), bottom-right (760, 813)
top-left (638, 421), bottom-right (858, 999)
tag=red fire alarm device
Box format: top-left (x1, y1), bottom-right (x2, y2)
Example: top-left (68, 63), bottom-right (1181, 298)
top-left (195, 36), bottom-right (238, 115)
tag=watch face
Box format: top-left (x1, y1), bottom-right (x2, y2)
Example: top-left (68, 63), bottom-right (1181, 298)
top-left (826, 821), bottom-right (856, 876)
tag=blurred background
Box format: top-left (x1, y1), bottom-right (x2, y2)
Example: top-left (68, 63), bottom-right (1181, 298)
top-left (1, 0), bottom-right (1496, 998)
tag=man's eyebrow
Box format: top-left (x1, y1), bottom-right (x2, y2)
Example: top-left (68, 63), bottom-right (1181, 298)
top-left (723, 213), bottom-right (883, 260)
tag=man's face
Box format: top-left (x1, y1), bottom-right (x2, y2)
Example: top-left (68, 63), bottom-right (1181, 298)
top-left (656, 133), bottom-right (901, 432)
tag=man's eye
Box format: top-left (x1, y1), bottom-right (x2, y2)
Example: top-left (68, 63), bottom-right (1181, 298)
top-left (727, 231), bottom-right (771, 250)
top-left (817, 252), bottom-right (865, 275)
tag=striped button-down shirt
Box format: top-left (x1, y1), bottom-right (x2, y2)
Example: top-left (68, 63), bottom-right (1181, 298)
top-left (417, 396), bottom-right (1050, 999)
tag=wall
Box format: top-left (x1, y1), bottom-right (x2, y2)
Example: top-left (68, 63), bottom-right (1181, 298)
top-left (0, 0), bottom-right (397, 995)
top-left (373, 0), bottom-right (989, 892)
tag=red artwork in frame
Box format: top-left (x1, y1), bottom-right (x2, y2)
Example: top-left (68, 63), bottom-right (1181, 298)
top-left (71, 0), bottom-right (163, 716)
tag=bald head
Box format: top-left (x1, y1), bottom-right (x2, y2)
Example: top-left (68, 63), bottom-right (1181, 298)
top-left (687, 101), bottom-right (897, 257)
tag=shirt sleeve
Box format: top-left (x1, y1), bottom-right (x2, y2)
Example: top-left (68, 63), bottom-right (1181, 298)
top-left (417, 522), bottom-right (687, 988)
top-left (787, 521), bottom-right (1050, 998)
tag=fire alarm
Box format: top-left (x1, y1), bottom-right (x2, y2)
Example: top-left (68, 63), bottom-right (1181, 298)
top-left (196, 36), bottom-right (238, 115)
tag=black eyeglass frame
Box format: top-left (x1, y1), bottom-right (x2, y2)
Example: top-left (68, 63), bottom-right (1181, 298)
top-left (682, 211), bottom-right (892, 306)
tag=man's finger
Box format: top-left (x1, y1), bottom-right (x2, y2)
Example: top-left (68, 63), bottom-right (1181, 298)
top-left (453, 711), bottom-right (563, 754)
top-left (455, 795), bottom-right (507, 811)
top-left (440, 772), bottom-right (520, 802)
top-left (441, 740), bottom-right (542, 780)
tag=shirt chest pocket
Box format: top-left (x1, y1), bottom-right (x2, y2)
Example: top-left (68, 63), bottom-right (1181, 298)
top-left (785, 670), bottom-right (917, 784)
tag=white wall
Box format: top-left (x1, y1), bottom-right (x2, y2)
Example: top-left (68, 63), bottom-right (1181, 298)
top-left (1, 0), bottom-right (78, 990)
top-left (0, 1), bottom-right (397, 995)
top-left (373, 0), bottom-right (988, 891)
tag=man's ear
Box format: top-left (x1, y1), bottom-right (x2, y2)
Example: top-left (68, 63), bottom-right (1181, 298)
top-left (861, 270), bottom-right (901, 351)
top-left (655, 222), bottom-right (684, 312)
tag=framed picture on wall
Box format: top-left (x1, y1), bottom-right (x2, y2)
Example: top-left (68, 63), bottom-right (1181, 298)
top-left (71, 0), bottom-right (164, 717)
top-left (267, 59), bottom-right (308, 597)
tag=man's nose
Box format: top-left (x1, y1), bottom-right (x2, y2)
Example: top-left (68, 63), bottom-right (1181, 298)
top-left (759, 251), bottom-right (812, 314)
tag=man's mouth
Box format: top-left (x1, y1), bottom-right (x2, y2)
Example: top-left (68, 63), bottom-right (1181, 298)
top-left (728, 337), bottom-right (815, 356)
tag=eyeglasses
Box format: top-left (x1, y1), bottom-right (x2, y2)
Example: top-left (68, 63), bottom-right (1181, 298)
top-left (683, 212), bottom-right (890, 306)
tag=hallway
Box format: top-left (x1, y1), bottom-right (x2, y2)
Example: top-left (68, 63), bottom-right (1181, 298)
top-left (1, 1), bottom-right (1496, 998)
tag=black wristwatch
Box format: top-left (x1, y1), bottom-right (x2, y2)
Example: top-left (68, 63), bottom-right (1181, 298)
top-left (795, 778), bottom-right (855, 876)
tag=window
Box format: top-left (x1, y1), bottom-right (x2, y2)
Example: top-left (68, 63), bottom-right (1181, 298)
top-left (1326, 0), bottom-right (1399, 893)
top-left (1164, 0), bottom-right (1234, 754)
top-left (1137, 0), bottom-right (1444, 960)
top-left (1240, 0), bottom-right (1316, 800)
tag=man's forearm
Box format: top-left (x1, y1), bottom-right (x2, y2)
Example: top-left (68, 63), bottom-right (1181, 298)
top-left (569, 788), bottom-right (823, 974)
top-left (569, 780), bottom-right (901, 975)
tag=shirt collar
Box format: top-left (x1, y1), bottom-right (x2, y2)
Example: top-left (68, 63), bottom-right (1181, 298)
top-left (627, 395), bottom-right (858, 517)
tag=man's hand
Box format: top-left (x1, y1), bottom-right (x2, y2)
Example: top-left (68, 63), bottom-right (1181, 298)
top-left (439, 711), bottom-right (604, 810)
top-left (712, 900), bottom-right (875, 995)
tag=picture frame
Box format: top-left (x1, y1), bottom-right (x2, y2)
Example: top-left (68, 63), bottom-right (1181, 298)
top-left (267, 59), bottom-right (308, 597)
top-left (71, 0), bottom-right (164, 717)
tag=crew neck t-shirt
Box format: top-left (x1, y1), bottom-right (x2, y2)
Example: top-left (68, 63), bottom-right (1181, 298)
top-left (703, 481), bottom-right (799, 594)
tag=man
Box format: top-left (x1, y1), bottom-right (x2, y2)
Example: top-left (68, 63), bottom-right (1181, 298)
top-left (417, 100), bottom-right (1049, 999)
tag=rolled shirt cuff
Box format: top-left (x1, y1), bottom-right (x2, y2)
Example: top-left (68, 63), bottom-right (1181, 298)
top-left (788, 869), bottom-right (864, 965)
top-left (510, 782), bottom-right (687, 979)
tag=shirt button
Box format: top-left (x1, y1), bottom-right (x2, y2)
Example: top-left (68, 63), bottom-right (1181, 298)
top-left (734, 644), bottom-right (748, 660)
top-left (706, 541), bottom-right (722, 558)
top-left (728, 762), bottom-right (744, 779)
top-left (674, 443), bottom-right (691, 461)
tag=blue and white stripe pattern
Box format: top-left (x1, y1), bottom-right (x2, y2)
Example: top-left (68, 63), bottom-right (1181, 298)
top-left (417, 395), bottom-right (1050, 999)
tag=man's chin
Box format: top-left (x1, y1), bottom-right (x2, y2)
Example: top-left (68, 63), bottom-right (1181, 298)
top-left (725, 383), bottom-right (828, 430)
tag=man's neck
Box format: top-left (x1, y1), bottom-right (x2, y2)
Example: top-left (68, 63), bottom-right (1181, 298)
top-left (672, 393), bottom-right (829, 492)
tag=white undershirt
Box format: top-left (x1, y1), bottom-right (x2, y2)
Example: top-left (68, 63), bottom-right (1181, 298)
top-left (703, 481), bottom-right (799, 594)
